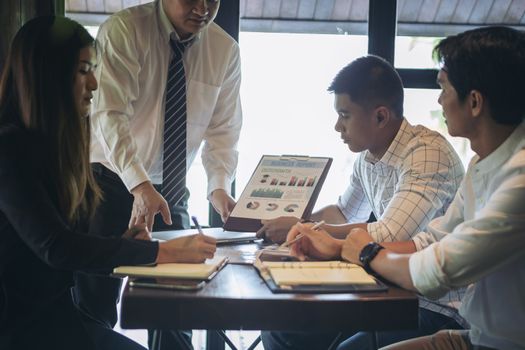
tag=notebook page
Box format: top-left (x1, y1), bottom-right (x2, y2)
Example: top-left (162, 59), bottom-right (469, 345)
top-left (262, 261), bottom-right (360, 269)
top-left (269, 266), bottom-right (376, 286)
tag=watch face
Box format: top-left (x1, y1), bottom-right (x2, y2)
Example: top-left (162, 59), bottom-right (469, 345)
top-left (359, 242), bottom-right (375, 262)
top-left (360, 242), bottom-right (383, 264)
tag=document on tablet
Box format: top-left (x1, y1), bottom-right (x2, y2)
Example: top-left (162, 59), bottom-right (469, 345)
top-left (224, 155), bottom-right (332, 232)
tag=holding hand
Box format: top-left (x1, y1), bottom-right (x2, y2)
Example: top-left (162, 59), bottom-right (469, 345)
top-left (257, 216), bottom-right (300, 243)
top-left (287, 222), bottom-right (343, 261)
top-left (129, 181), bottom-right (172, 231)
top-left (157, 234), bottom-right (217, 264)
top-left (210, 189), bottom-right (236, 223)
top-left (341, 228), bottom-right (374, 264)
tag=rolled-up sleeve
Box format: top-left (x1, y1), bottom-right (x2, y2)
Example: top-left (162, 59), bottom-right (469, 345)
top-left (409, 171), bottom-right (525, 300)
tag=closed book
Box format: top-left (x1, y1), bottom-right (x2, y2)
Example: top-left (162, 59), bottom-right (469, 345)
top-left (113, 256), bottom-right (228, 280)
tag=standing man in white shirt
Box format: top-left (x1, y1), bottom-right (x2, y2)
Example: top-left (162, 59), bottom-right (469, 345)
top-left (261, 55), bottom-right (466, 350)
top-left (73, 0), bottom-right (242, 345)
top-left (287, 26), bottom-right (525, 350)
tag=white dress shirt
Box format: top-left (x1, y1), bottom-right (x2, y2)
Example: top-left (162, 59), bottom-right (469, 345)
top-left (410, 122), bottom-right (525, 349)
top-left (90, 1), bottom-right (242, 196)
top-left (337, 119), bottom-right (467, 324)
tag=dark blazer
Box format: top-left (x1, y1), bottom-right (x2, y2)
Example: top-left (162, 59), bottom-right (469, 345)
top-left (0, 124), bottom-right (158, 349)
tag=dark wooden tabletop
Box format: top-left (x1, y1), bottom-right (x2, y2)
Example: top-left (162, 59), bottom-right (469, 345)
top-left (120, 244), bottom-right (418, 332)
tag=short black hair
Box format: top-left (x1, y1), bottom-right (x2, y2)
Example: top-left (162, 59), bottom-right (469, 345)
top-left (327, 55), bottom-right (404, 118)
top-left (434, 26), bottom-right (525, 125)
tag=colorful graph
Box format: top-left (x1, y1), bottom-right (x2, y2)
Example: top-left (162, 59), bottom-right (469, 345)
top-left (251, 188), bottom-right (284, 199)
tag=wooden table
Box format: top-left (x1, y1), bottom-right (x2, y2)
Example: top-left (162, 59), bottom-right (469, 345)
top-left (120, 244), bottom-right (418, 349)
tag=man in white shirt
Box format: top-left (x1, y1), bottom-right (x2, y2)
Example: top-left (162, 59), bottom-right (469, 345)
top-left (261, 56), bottom-right (466, 350)
top-left (73, 0), bottom-right (242, 344)
top-left (287, 26), bottom-right (525, 350)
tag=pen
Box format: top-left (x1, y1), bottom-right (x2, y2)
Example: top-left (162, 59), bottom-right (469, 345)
top-left (191, 216), bottom-right (205, 235)
top-left (280, 220), bottom-right (325, 248)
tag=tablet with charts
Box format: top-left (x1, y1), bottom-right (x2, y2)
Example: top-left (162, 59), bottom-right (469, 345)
top-left (223, 155), bottom-right (332, 232)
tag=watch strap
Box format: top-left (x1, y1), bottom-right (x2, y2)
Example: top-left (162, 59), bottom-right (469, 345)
top-left (359, 242), bottom-right (384, 274)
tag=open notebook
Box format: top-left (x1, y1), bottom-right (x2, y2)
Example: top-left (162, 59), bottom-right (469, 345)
top-left (113, 256), bottom-right (228, 280)
top-left (254, 258), bottom-right (387, 293)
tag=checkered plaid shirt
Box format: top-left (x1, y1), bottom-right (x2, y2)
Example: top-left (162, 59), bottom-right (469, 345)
top-left (337, 119), bottom-right (468, 327)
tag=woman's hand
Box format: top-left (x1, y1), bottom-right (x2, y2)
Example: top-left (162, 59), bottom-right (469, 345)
top-left (157, 234), bottom-right (217, 263)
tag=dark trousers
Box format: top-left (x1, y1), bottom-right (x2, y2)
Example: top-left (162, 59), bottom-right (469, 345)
top-left (336, 308), bottom-right (463, 349)
top-left (72, 163), bottom-right (192, 348)
top-left (261, 308), bottom-right (463, 350)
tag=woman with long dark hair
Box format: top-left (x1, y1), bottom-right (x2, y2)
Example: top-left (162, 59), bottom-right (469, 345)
top-left (0, 15), bottom-right (216, 350)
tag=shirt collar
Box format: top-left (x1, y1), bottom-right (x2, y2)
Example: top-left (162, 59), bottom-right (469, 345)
top-left (472, 120), bottom-right (525, 175)
top-left (364, 118), bottom-right (410, 167)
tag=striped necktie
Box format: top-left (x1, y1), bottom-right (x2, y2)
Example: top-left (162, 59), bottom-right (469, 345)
top-left (163, 39), bottom-right (188, 206)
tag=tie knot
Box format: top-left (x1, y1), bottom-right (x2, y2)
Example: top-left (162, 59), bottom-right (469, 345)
top-left (170, 39), bottom-right (188, 55)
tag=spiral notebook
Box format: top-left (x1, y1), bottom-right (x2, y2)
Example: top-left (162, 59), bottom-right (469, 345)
top-left (254, 258), bottom-right (387, 293)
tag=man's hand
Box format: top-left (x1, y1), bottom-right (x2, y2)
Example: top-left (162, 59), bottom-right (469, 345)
top-left (287, 222), bottom-right (343, 261)
top-left (129, 181), bottom-right (172, 231)
top-left (341, 228), bottom-right (374, 264)
top-left (210, 189), bottom-right (236, 222)
top-left (256, 216), bottom-right (300, 243)
top-left (122, 224), bottom-right (152, 241)
top-left (157, 234), bottom-right (217, 263)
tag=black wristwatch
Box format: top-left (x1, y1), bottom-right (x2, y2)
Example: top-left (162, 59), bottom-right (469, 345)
top-left (359, 242), bottom-right (384, 274)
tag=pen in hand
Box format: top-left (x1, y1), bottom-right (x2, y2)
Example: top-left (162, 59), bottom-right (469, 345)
top-left (280, 220), bottom-right (325, 248)
top-left (191, 216), bottom-right (205, 235)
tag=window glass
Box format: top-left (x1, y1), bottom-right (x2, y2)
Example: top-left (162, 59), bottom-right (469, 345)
top-left (189, 32), bottom-right (369, 225)
top-left (394, 36), bottom-right (442, 69)
top-left (404, 88), bottom-right (474, 168)
top-left (235, 32), bottom-right (368, 214)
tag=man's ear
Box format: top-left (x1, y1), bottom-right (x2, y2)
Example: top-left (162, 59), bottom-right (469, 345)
top-left (375, 106), bottom-right (391, 128)
top-left (469, 90), bottom-right (484, 118)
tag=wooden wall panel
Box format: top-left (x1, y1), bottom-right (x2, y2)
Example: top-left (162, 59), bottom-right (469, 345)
top-left (332, 0), bottom-right (352, 20)
top-left (314, 0), bottom-right (335, 20)
top-left (434, 0), bottom-right (458, 22)
top-left (349, 0), bottom-right (368, 21)
top-left (281, 0), bottom-right (299, 18)
top-left (399, 0), bottom-right (423, 22)
top-left (87, 0), bottom-right (105, 12)
top-left (504, 0), bottom-right (525, 22)
top-left (262, 0), bottom-right (281, 17)
top-left (418, 0), bottom-right (440, 22)
top-left (486, 0), bottom-right (511, 23)
top-left (297, 0), bottom-right (317, 18)
top-left (451, 0), bottom-right (475, 22)
top-left (68, 0), bottom-right (87, 11)
top-left (469, 0), bottom-right (494, 23)
top-left (240, 0), bottom-right (247, 17)
top-left (245, 0), bottom-right (263, 17)
top-left (105, 0), bottom-right (122, 13)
